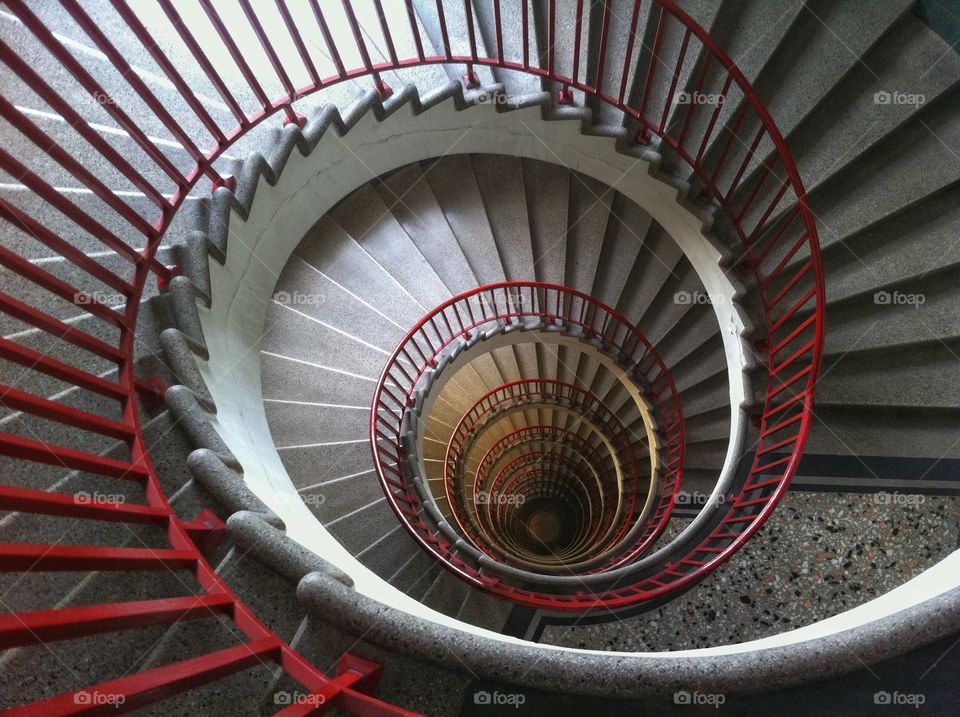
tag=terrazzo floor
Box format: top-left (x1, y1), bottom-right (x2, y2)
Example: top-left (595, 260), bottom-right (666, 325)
top-left (539, 490), bottom-right (960, 651)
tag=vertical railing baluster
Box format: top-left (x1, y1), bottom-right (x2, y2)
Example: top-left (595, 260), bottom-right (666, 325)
top-left (5, 1), bottom-right (187, 189)
top-left (109, 0), bottom-right (228, 145)
top-left (522, 0), bottom-right (530, 69)
top-left (594, 0), bottom-right (612, 96)
top-left (64, 1), bottom-right (229, 183)
top-left (373, 0), bottom-right (399, 66)
top-left (405, 0), bottom-right (426, 60)
top-left (275, 0), bottom-right (321, 89)
top-left (548, 0), bottom-right (556, 76)
top-left (461, 0), bottom-right (480, 86)
top-left (659, 28), bottom-right (691, 132)
top-left (677, 51), bottom-right (711, 147)
top-left (637, 4), bottom-right (667, 121)
top-left (618, 0), bottom-right (643, 107)
top-left (198, 0), bottom-right (282, 118)
top-left (340, 0), bottom-right (392, 98)
top-left (571, 0), bottom-right (585, 85)
top-left (310, 1), bottom-right (346, 78)
top-left (435, 0), bottom-right (453, 59)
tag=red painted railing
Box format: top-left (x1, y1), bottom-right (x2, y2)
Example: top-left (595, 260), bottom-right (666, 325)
top-left (371, 283), bottom-right (685, 606)
top-left (0, 0), bottom-right (823, 704)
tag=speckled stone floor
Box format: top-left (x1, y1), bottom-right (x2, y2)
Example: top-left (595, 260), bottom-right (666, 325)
top-left (539, 491), bottom-right (960, 651)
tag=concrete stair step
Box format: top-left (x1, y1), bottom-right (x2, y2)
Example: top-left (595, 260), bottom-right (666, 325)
top-left (807, 85), bottom-right (960, 247)
top-left (589, 193), bottom-right (651, 308)
top-left (262, 299), bottom-right (394, 380)
top-left (325, 497), bottom-right (395, 555)
top-left (263, 401), bottom-right (367, 448)
top-left (421, 569), bottom-right (473, 618)
top-left (821, 266), bottom-right (960, 355)
top-left (294, 215), bottom-right (425, 329)
top-left (523, 158), bottom-right (569, 285)
top-left (272, 255), bottom-right (408, 350)
top-left (456, 589), bottom-right (513, 633)
top-left (784, 13), bottom-right (960, 197)
top-left (376, 162), bottom-right (480, 295)
top-left (276, 440), bottom-right (374, 494)
top-left (818, 340), bottom-right (960, 410)
top-left (423, 155), bottom-right (507, 285)
top-left (330, 183), bottom-right (452, 310)
top-left (807, 403), bottom-right (960, 459)
top-left (819, 183), bottom-right (960, 304)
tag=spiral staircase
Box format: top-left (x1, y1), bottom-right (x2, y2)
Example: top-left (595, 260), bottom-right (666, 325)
top-left (1, 1), bottom-right (959, 714)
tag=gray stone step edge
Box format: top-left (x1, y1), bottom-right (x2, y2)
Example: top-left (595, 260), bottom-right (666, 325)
top-left (295, 565), bottom-right (960, 700)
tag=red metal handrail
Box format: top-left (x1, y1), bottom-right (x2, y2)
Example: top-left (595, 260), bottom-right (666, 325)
top-left (0, 0), bottom-right (821, 688)
top-left (371, 283), bottom-right (684, 605)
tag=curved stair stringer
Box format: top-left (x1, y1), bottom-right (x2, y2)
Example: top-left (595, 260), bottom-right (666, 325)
top-left (160, 81), bottom-right (757, 633)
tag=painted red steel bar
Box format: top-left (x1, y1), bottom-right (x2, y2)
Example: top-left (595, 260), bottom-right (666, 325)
top-left (0, 245), bottom-right (127, 327)
top-left (434, 0), bottom-right (453, 58)
top-left (0, 200), bottom-right (131, 295)
top-left (618, 0), bottom-right (644, 104)
top-left (463, 0), bottom-right (479, 61)
top-left (2, 638), bottom-right (283, 716)
top-left (310, 0), bottom-right (347, 77)
top-left (0, 434), bottom-right (147, 480)
top-left (572, 0), bottom-right (585, 85)
top-left (276, 0), bottom-right (321, 88)
top-left (374, 0), bottom-right (400, 66)
top-left (0, 544), bottom-right (198, 572)
top-left (0, 594), bottom-right (235, 649)
top-left (637, 4), bottom-right (667, 119)
top-left (0, 337), bottom-right (125, 401)
top-left (521, 0), bottom-right (529, 68)
top-left (547, 0), bottom-right (557, 75)
top-left (342, 0), bottom-right (389, 97)
top-left (594, 0), bottom-right (613, 93)
top-left (109, 0), bottom-right (228, 144)
top-left (659, 28), bottom-right (691, 130)
top-left (0, 484), bottom-right (167, 525)
top-left (0, 97), bottom-right (156, 240)
top-left (0, 293), bottom-right (123, 363)
top-left (404, 0), bottom-right (426, 60)
top-left (0, 147), bottom-right (145, 269)
top-left (198, 0), bottom-right (271, 110)
top-left (0, 383), bottom-right (133, 441)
